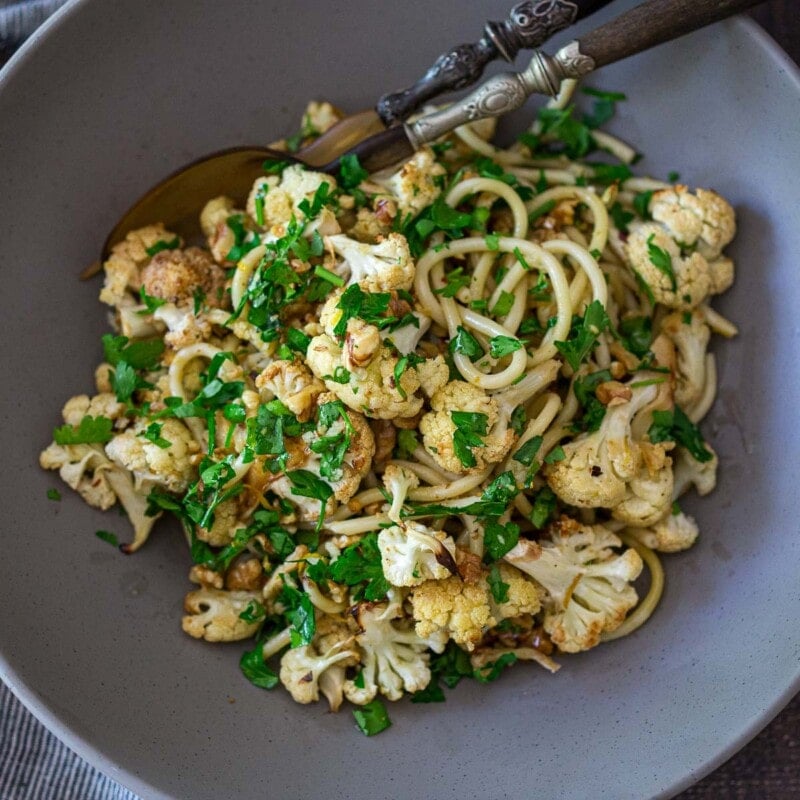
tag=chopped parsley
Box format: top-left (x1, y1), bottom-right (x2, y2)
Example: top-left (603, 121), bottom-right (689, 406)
top-left (434, 266), bottom-right (471, 298)
top-left (53, 415), bottom-right (114, 445)
top-left (353, 699), bottom-right (392, 736)
top-left (648, 406), bottom-right (713, 463)
top-left (646, 233), bottom-right (677, 291)
top-left (286, 469), bottom-right (334, 530)
top-left (554, 300), bottom-right (611, 371)
top-left (144, 236), bottom-right (180, 257)
top-left (572, 369), bottom-right (613, 433)
top-left (488, 335), bottom-right (523, 358)
top-left (451, 411), bottom-right (489, 468)
top-left (95, 530), bottom-right (119, 547)
top-left (529, 486), bottom-right (557, 529)
top-left (46, 488), bottom-right (61, 502)
top-left (483, 520), bottom-right (520, 562)
top-left (239, 645), bottom-right (280, 690)
top-left (633, 190), bottom-right (654, 219)
top-left (617, 315), bottom-right (653, 358)
top-left (449, 326), bottom-right (483, 361)
top-left (487, 563), bottom-right (510, 603)
top-left (328, 532), bottom-right (390, 601)
top-left (139, 422), bottom-right (171, 449)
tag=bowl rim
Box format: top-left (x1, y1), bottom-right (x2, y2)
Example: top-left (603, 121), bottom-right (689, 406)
top-left (1, 3), bottom-right (799, 799)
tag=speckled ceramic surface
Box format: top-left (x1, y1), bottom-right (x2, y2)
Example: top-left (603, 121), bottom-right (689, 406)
top-left (0, 2), bottom-right (798, 798)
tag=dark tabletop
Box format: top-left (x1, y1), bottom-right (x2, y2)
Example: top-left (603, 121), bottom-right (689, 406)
top-left (0, 2), bottom-right (797, 798)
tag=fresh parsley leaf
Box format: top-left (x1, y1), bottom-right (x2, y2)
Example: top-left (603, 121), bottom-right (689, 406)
top-left (239, 599), bottom-right (266, 623)
top-left (239, 645), bottom-right (279, 689)
top-left (668, 170), bottom-right (680, 183)
top-left (487, 563), bottom-right (510, 603)
top-left (95, 530), bottom-right (118, 547)
top-left (353, 700), bottom-right (392, 736)
top-left (489, 335), bottom-right (523, 358)
top-left (326, 366), bottom-right (351, 384)
top-left (145, 237), bottom-right (180, 257)
top-left (529, 199), bottom-right (556, 223)
top-left (554, 300), bottom-right (611, 371)
top-left (572, 369), bottom-right (613, 433)
top-left (286, 470), bottom-right (333, 528)
top-left (473, 652), bottom-right (517, 683)
top-left (537, 106), bottom-right (595, 159)
top-left (510, 405), bottom-right (527, 436)
top-left (313, 265), bottom-right (345, 287)
top-left (544, 446), bottom-right (565, 464)
top-left (582, 87), bottom-right (626, 129)
top-left (53, 415), bottom-right (114, 445)
top-left (46, 488), bottom-right (61, 501)
top-left (491, 290), bottom-right (514, 318)
top-left (396, 429), bottom-right (419, 460)
top-left (617, 315), bottom-right (653, 358)
top-left (633, 190), bottom-right (654, 220)
top-left (646, 233), bottom-right (677, 291)
top-left (610, 202), bottom-right (634, 233)
top-left (451, 411), bottom-right (489, 468)
top-left (138, 286), bottom-right (167, 314)
top-left (588, 163), bottom-right (632, 185)
top-left (484, 521), bottom-right (520, 562)
top-left (648, 406), bottom-right (713, 463)
top-left (101, 334), bottom-right (164, 370)
top-left (280, 584), bottom-right (316, 648)
top-left (285, 327), bottom-right (311, 354)
top-left (333, 284), bottom-right (392, 338)
top-left (529, 486), bottom-right (557, 529)
top-left (329, 532), bottom-right (390, 601)
top-left (449, 326), bottom-right (483, 361)
top-left (338, 153), bottom-right (369, 190)
top-left (513, 436), bottom-right (543, 467)
top-left (139, 422), bottom-right (171, 449)
top-left (434, 266), bottom-right (471, 298)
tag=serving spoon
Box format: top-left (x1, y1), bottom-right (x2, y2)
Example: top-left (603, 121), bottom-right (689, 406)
top-left (100, 0), bottom-right (762, 259)
top-left (97, 0), bottom-right (612, 260)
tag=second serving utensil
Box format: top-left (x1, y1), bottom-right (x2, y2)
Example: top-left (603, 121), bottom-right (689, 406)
top-left (101, 0), bottom-right (762, 257)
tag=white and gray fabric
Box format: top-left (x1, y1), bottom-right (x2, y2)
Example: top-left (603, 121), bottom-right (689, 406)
top-left (0, 683), bottom-right (137, 800)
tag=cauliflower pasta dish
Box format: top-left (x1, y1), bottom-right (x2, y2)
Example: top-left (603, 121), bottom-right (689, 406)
top-left (41, 90), bottom-right (738, 735)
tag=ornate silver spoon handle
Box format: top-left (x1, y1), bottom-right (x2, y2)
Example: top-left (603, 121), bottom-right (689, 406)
top-left (347, 0), bottom-right (764, 173)
top-left (375, 0), bottom-right (613, 126)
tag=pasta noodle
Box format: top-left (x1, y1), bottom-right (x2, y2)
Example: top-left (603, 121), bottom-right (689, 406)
top-left (39, 92), bottom-right (738, 730)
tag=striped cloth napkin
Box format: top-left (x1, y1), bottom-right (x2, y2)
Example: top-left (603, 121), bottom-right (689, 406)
top-left (0, 8), bottom-right (140, 798)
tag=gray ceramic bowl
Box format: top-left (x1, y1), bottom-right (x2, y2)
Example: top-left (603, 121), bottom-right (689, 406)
top-left (1, 1), bottom-right (798, 798)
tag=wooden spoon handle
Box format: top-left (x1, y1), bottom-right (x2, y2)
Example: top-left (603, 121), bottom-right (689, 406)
top-left (577, 0), bottom-right (763, 69)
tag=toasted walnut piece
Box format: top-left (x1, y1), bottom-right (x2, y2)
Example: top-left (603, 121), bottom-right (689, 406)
top-left (596, 381), bottom-right (633, 405)
top-left (189, 564), bottom-right (224, 590)
top-left (370, 419), bottom-right (397, 470)
top-left (226, 558), bottom-right (264, 591)
top-left (394, 412), bottom-right (423, 430)
top-left (457, 549), bottom-right (484, 585)
top-left (640, 441), bottom-right (674, 476)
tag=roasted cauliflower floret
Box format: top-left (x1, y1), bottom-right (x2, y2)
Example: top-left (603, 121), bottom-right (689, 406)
top-left (410, 574), bottom-right (496, 651)
top-left (265, 394), bottom-right (375, 523)
top-left (181, 587), bottom-right (261, 642)
top-left (99, 224), bottom-right (179, 308)
top-left (199, 196), bottom-right (238, 263)
top-left (39, 441), bottom-right (159, 553)
top-left (343, 602), bottom-right (440, 704)
top-left (377, 521), bottom-right (458, 587)
top-left (327, 233), bottom-right (415, 293)
top-left (279, 636), bottom-right (359, 705)
top-left (306, 296), bottom-right (447, 419)
top-left (505, 520), bottom-right (643, 653)
top-left (626, 508), bottom-right (699, 553)
top-left (662, 311), bottom-right (710, 408)
top-left (382, 464), bottom-right (419, 523)
top-left (489, 562), bottom-right (543, 621)
top-left (649, 186), bottom-right (736, 260)
top-left (419, 381), bottom-right (515, 474)
top-left (545, 383), bottom-right (657, 509)
top-left (379, 147), bottom-right (446, 217)
top-left (626, 223), bottom-right (712, 310)
top-left (255, 359), bottom-right (325, 422)
top-left (61, 393), bottom-right (126, 427)
top-left (140, 247), bottom-right (227, 309)
top-left (152, 304), bottom-right (213, 350)
top-left (611, 450), bottom-right (674, 527)
top-left (104, 419), bottom-right (199, 494)
top-left (673, 444), bottom-right (718, 498)
top-left (303, 100), bottom-right (344, 135)
top-left (254, 164), bottom-right (338, 233)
